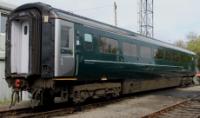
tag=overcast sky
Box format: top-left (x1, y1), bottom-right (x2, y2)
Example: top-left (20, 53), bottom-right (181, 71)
top-left (2, 0), bottom-right (200, 43)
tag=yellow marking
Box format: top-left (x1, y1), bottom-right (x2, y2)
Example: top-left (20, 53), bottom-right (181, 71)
top-left (53, 78), bottom-right (78, 81)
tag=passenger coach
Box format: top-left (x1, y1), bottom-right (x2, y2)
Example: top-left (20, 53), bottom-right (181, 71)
top-left (5, 3), bottom-right (197, 106)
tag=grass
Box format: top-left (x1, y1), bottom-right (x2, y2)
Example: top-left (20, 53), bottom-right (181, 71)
top-left (0, 98), bottom-right (10, 105)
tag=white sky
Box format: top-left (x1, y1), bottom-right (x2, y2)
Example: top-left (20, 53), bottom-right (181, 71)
top-left (2, 0), bottom-right (200, 43)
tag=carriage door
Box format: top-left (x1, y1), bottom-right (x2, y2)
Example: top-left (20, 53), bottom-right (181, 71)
top-left (11, 21), bottom-right (29, 74)
top-left (55, 20), bottom-right (75, 77)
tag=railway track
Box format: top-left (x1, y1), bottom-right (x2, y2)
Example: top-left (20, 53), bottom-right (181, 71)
top-left (0, 97), bottom-right (123, 118)
top-left (0, 107), bottom-right (34, 118)
top-left (1, 87), bottom-right (200, 118)
top-left (142, 95), bottom-right (200, 118)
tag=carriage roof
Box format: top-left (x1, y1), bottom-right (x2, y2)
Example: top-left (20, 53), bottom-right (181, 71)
top-left (14, 2), bottom-right (196, 55)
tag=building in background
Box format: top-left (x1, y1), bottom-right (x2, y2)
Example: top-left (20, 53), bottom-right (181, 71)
top-left (0, 1), bottom-right (15, 100)
top-left (0, 1), bottom-right (15, 60)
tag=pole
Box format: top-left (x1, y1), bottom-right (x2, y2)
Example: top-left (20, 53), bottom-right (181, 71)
top-left (152, 0), bottom-right (154, 37)
top-left (145, 0), bottom-right (148, 36)
top-left (114, 1), bottom-right (117, 26)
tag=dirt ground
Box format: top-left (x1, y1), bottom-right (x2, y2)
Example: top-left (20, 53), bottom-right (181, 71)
top-left (56, 86), bottom-right (200, 118)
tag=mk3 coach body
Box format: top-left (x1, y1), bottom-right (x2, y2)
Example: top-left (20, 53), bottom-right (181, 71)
top-left (5, 3), bottom-right (197, 105)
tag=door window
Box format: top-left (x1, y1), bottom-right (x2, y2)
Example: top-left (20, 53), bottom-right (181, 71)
top-left (60, 26), bottom-right (73, 56)
top-left (24, 26), bottom-right (28, 35)
top-left (1, 14), bottom-right (8, 33)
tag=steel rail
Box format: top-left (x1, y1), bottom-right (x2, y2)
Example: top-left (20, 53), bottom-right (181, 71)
top-left (142, 95), bottom-right (200, 118)
top-left (0, 107), bottom-right (34, 117)
top-left (0, 97), bottom-right (123, 118)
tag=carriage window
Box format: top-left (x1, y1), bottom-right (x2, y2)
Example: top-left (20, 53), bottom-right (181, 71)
top-left (165, 51), bottom-right (172, 61)
top-left (1, 14), bottom-right (8, 33)
top-left (174, 53), bottom-right (181, 62)
top-left (153, 49), bottom-right (158, 57)
top-left (155, 49), bottom-right (165, 59)
top-left (181, 54), bottom-right (191, 62)
top-left (140, 46), bottom-right (152, 58)
top-left (60, 26), bottom-right (72, 55)
top-left (99, 37), bottom-right (118, 54)
top-left (123, 42), bottom-right (137, 57)
top-left (84, 34), bottom-right (93, 42)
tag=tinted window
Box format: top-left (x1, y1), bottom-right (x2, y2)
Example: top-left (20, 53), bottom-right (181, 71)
top-left (174, 54), bottom-right (181, 62)
top-left (1, 14), bottom-right (7, 33)
top-left (99, 37), bottom-right (118, 54)
top-left (153, 49), bottom-right (158, 57)
top-left (165, 51), bottom-right (172, 61)
top-left (60, 26), bottom-right (72, 55)
top-left (181, 54), bottom-right (191, 62)
top-left (140, 46), bottom-right (152, 58)
top-left (155, 49), bottom-right (165, 59)
top-left (123, 42), bottom-right (137, 57)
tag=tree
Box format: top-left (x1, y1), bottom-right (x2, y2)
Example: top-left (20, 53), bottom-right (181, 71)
top-left (174, 40), bottom-right (186, 49)
top-left (186, 33), bottom-right (200, 69)
top-left (187, 38), bottom-right (200, 54)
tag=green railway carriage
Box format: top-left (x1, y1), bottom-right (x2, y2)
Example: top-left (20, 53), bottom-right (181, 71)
top-left (76, 25), bottom-right (196, 81)
top-left (5, 2), bottom-right (197, 105)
